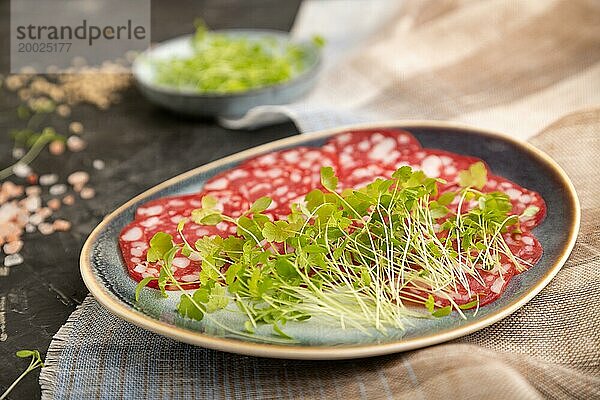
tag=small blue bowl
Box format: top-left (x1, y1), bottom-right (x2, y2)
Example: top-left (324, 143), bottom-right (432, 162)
top-left (132, 30), bottom-right (321, 118)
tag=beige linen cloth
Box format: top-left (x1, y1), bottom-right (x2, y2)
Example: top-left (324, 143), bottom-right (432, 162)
top-left (225, 0), bottom-right (600, 139)
top-left (42, 1), bottom-right (600, 399)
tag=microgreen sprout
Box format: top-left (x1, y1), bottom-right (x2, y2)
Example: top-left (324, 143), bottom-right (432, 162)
top-left (0, 127), bottom-right (64, 180)
top-left (152, 21), bottom-right (322, 94)
top-left (136, 163), bottom-right (534, 341)
top-left (0, 350), bottom-right (44, 400)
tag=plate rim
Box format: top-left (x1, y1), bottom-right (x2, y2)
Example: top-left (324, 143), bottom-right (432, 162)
top-left (80, 120), bottom-right (581, 360)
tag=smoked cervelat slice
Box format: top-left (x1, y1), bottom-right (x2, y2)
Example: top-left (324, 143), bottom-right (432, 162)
top-left (205, 164), bottom-right (317, 219)
top-left (135, 193), bottom-right (203, 219)
top-left (120, 190), bottom-right (248, 287)
top-left (242, 146), bottom-right (339, 180)
top-left (135, 190), bottom-right (249, 220)
top-left (484, 175), bottom-right (547, 229)
top-left (338, 148), bottom-right (486, 191)
top-left (323, 128), bottom-right (422, 174)
top-left (402, 231), bottom-right (543, 308)
top-left (446, 175), bottom-right (547, 229)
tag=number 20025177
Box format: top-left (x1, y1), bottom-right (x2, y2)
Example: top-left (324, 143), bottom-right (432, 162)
top-left (17, 42), bottom-right (71, 53)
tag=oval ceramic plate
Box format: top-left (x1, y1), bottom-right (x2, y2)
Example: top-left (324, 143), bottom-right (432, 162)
top-left (132, 30), bottom-right (321, 118)
top-left (81, 121), bottom-right (580, 360)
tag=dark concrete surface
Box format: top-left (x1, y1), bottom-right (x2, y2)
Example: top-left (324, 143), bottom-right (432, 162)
top-left (0, 1), bottom-right (302, 398)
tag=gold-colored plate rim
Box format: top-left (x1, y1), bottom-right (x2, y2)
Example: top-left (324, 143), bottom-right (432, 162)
top-left (80, 120), bottom-right (581, 360)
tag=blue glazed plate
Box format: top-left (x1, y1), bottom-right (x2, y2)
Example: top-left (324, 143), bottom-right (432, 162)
top-left (81, 121), bottom-right (580, 360)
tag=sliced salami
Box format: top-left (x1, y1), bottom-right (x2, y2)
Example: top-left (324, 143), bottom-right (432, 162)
top-left (395, 149), bottom-right (487, 191)
top-left (135, 193), bottom-right (203, 219)
top-left (483, 175), bottom-right (547, 228)
top-left (242, 146), bottom-right (339, 178)
top-left (205, 165), bottom-right (315, 218)
top-left (323, 128), bottom-right (421, 173)
top-left (338, 163), bottom-right (397, 190)
top-left (447, 175), bottom-right (547, 228)
top-left (120, 216), bottom-right (200, 288)
top-left (402, 231), bottom-right (542, 308)
top-left (122, 191), bottom-right (247, 287)
top-left (136, 190), bottom-right (250, 220)
top-left (338, 149), bottom-right (486, 191)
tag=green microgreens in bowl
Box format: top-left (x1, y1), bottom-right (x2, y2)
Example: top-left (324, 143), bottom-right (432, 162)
top-left (152, 21), bottom-right (321, 94)
top-left (136, 163), bottom-right (538, 341)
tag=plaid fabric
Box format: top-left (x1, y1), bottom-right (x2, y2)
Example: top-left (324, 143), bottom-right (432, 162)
top-left (41, 1), bottom-right (600, 399)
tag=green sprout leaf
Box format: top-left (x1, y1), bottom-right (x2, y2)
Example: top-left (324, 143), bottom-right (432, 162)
top-left (147, 232), bottom-right (174, 262)
top-left (320, 166), bottom-right (338, 191)
top-left (432, 306), bottom-right (452, 317)
top-left (135, 276), bottom-right (157, 301)
top-left (522, 206), bottom-right (540, 217)
top-left (262, 220), bottom-right (293, 243)
top-left (458, 299), bottom-right (479, 310)
top-left (204, 283), bottom-right (229, 312)
top-left (191, 208), bottom-right (223, 225)
top-left (15, 350), bottom-right (36, 358)
top-left (201, 194), bottom-right (218, 210)
top-left (177, 294), bottom-right (204, 321)
top-left (249, 196), bottom-right (272, 214)
top-left (273, 323), bottom-right (292, 339)
top-left (312, 35), bottom-right (326, 48)
top-left (425, 295), bottom-right (435, 313)
top-left (458, 162), bottom-right (488, 189)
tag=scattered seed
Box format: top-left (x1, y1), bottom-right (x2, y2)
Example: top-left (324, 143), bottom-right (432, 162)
top-left (49, 140), bottom-right (65, 155)
top-left (56, 104), bottom-right (71, 117)
top-left (38, 207), bottom-right (52, 219)
top-left (13, 163), bottom-right (32, 178)
top-left (47, 198), bottom-right (61, 210)
top-left (66, 136), bottom-right (86, 152)
top-left (3, 240), bottom-right (23, 255)
top-left (38, 222), bottom-right (54, 235)
top-left (39, 174), bottom-right (59, 186)
top-left (0, 221), bottom-right (21, 241)
top-left (4, 253), bottom-right (24, 267)
top-left (80, 187), bottom-right (96, 199)
top-left (92, 159), bottom-right (105, 170)
top-left (67, 171), bottom-right (89, 187)
top-left (29, 213), bottom-right (44, 225)
top-left (52, 219), bottom-right (71, 232)
top-left (5, 75), bottom-right (25, 91)
top-left (69, 122), bottom-right (84, 135)
top-left (62, 195), bottom-right (75, 206)
top-left (2, 181), bottom-right (24, 199)
top-left (18, 89), bottom-right (31, 101)
top-left (26, 173), bottom-right (38, 185)
top-left (25, 224), bottom-right (35, 233)
top-left (12, 148), bottom-right (25, 159)
top-left (14, 209), bottom-right (29, 227)
top-left (49, 184), bottom-right (67, 196)
top-left (21, 196), bottom-right (41, 212)
top-left (25, 186), bottom-right (41, 196)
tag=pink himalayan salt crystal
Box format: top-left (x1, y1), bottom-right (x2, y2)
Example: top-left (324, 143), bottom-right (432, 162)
top-left (52, 219), bottom-right (71, 232)
top-left (3, 240), bottom-right (23, 255)
top-left (47, 198), bottom-right (61, 210)
top-left (38, 222), bottom-right (54, 235)
top-left (80, 187), bottom-right (95, 199)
